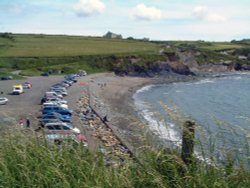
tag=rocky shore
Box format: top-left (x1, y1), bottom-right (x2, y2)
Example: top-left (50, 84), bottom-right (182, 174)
top-left (71, 73), bottom-right (199, 159)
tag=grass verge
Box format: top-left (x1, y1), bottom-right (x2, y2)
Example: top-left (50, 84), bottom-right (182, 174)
top-left (0, 127), bottom-right (249, 188)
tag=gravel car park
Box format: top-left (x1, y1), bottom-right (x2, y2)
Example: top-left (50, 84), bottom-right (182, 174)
top-left (0, 76), bottom-right (64, 126)
top-left (0, 74), bottom-right (90, 146)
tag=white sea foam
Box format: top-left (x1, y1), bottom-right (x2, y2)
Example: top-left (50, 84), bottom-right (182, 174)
top-left (217, 75), bottom-right (242, 80)
top-left (194, 79), bottom-right (215, 85)
top-left (233, 76), bottom-right (242, 80)
top-left (141, 109), bottom-right (181, 145)
top-left (135, 85), bottom-right (154, 94)
top-left (175, 90), bottom-right (183, 93)
top-left (134, 95), bottom-right (181, 147)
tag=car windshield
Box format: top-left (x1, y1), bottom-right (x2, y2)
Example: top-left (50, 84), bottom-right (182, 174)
top-left (43, 116), bottom-right (57, 119)
top-left (46, 125), bottom-right (70, 130)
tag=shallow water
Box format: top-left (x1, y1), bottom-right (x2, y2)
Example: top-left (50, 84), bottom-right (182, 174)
top-left (134, 73), bottom-right (250, 164)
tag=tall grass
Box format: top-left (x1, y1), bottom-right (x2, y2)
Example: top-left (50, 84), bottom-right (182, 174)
top-left (0, 127), bottom-right (249, 188)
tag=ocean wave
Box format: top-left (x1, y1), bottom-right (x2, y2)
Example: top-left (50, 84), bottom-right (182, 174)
top-left (194, 79), bottom-right (215, 85)
top-left (134, 101), bottom-right (181, 146)
top-left (217, 75), bottom-right (243, 80)
top-left (135, 85), bottom-right (154, 94)
top-left (175, 90), bottom-right (183, 93)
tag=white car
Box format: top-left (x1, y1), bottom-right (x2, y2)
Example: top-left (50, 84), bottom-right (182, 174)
top-left (44, 122), bottom-right (80, 134)
top-left (45, 91), bottom-right (63, 99)
top-left (51, 89), bottom-right (68, 97)
top-left (43, 102), bottom-right (68, 109)
top-left (46, 98), bottom-right (67, 104)
top-left (0, 97), bottom-right (8, 105)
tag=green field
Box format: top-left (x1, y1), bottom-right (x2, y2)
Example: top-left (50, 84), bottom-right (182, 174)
top-left (0, 33), bottom-right (249, 77)
top-left (166, 40), bottom-right (244, 51)
top-left (0, 34), bottom-right (160, 57)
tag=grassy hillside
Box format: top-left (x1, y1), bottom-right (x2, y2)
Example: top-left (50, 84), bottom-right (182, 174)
top-left (164, 41), bottom-right (244, 51)
top-left (0, 34), bottom-right (160, 57)
top-left (1, 33), bottom-right (250, 77)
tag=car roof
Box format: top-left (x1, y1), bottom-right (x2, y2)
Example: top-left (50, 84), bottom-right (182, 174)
top-left (45, 122), bottom-right (68, 126)
top-left (44, 112), bottom-right (62, 116)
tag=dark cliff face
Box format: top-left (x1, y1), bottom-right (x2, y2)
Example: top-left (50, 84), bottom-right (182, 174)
top-left (113, 54), bottom-right (194, 77)
top-left (176, 50), bottom-right (250, 73)
top-left (113, 50), bottom-right (250, 77)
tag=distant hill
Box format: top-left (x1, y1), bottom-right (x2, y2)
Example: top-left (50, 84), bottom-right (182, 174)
top-left (231, 39), bottom-right (250, 45)
top-left (0, 33), bottom-right (159, 57)
top-left (0, 33), bottom-right (249, 77)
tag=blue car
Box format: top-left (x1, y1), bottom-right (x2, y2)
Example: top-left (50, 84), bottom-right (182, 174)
top-left (42, 106), bottom-right (73, 116)
top-left (46, 112), bottom-right (71, 120)
top-left (40, 112), bottom-right (72, 125)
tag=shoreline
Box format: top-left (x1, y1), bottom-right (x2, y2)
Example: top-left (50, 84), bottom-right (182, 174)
top-left (85, 73), bottom-right (200, 153)
top-left (87, 71), bottom-right (250, 152)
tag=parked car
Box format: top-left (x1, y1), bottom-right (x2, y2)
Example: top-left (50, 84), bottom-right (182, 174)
top-left (45, 112), bottom-right (71, 121)
top-left (50, 89), bottom-right (68, 97)
top-left (0, 76), bottom-right (13, 80)
top-left (43, 102), bottom-right (68, 109)
top-left (44, 122), bottom-right (80, 134)
top-left (63, 80), bottom-right (74, 85)
top-left (50, 86), bottom-right (66, 91)
top-left (41, 112), bottom-right (72, 125)
top-left (22, 82), bottom-right (32, 89)
top-left (68, 77), bottom-right (77, 83)
top-left (65, 74), bottom-right (78, 83)
top-left (42, 106), bottom-right (73, 116)
top-left (60, 82), bottom-right (70, 88)
top-left (0, 97), bottom-right (8, 105)
top-left (45, 133), bottom-right (87, 145)
top-left (41, 72), bottom-right (49, 76)
top-left (45, 98), bottom-right (67, 104)
top-left (45, 91), bottom-right (63, 99)
top-left (12, 85), bottom-right (24, 95)
top-left (78, 70), bottom-right (87, 76)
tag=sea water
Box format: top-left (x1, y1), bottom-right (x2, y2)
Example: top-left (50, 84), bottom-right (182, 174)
top-left (134, 73), bottom-right (250, 164)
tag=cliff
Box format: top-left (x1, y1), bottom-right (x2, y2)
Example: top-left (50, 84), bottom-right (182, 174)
top-left (112, 48), bottom-right (250, 76)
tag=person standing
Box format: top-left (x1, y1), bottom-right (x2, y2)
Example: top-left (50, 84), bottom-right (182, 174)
top-left (19, 118), bottom-right (24, 128)
top-left (26, 118), bottom-right (30, 128)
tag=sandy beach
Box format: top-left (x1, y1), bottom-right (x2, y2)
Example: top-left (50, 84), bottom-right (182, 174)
top-left (66, 73), bottom-right (153, 154)
top-left (73, 73), bottom-right (197, 153)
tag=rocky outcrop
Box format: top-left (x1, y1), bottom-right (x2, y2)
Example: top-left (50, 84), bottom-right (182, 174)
top-left (177, 50), bottom-right (199, 72)
top-left (234, 63), bottom-right (250, 71)
top-left (113, 49), bottom-right (250, 77)
top-left (113, 54), bottom-right (194, 77)
top-left (177, 50), bottom-right (250, 73)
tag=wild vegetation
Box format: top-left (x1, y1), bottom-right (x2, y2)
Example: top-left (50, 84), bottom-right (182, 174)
top-left (0, 128), bottom-right (249, 188)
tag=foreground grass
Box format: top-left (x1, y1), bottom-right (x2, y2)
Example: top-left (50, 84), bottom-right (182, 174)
top-left (0, 128), bottom-right (249, 188)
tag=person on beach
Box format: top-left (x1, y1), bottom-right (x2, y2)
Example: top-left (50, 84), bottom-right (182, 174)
top-left (19, 118), bottom-right (24, 127)
top-left (26, 118), bottom-right (30, 128)
top-left (103, 115), bottom-right (108, 122)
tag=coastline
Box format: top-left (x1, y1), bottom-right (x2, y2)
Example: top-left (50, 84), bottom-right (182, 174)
top-left (82, 73), bottom-right (199, 153)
